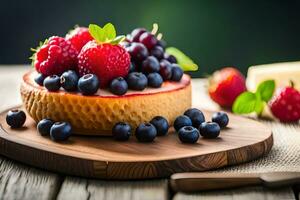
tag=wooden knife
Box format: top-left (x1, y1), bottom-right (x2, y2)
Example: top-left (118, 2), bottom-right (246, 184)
top-left (170, 172), bottom-right (300, 192)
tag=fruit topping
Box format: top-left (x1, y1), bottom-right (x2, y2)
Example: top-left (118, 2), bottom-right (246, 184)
top-left (150, 116), bottom-right (169, 136)
top-left (34, 73), bottom-right (46, 86)
top-left (178, 126), bottom-right (200, 143)
top-left (127, 72), bottom-right (148, 91)
top-left (139, 32), bottom-right (158, 50)
top-left (174, 115), bottom-right (192, 131)
top-left (130, 28), bottom-right (147, 42)
top-left (199, 122), bottom-right (221, 139)
top-left (78, 74), bottom-right (99, 95)
top-left (60, 70), bottom-right (79, 91)
top-left (135, 122), bottom-right (157, 142)
top-left (171, 65), bottom-right (184, 82)
top-left (127, 42), bottom-right (149, 63)
top-left (112, 122), bottom-right (131, 141)
top-left (50, 122), bottom-right (72, 141)
top-left (212, 112), bottom-right (229, 128)
top-left (43, 75), bottom-right (61, 91)
top-left (147, 72), bottom-right (163, 88)
top-left (150, 46), bottom-right (164, 60)
top-left (159, 60), bottom-right (172, 80)
top-left (184, 108), bottom-right (205, 128)
top-left (6, 110), bottom-right (26, 128)
top-left (37, 119), bottom-right (54, 136)
top-left (164, 53), bottom-right (177, 64)
top-left (109, 77), bottom-right (128, 96)
top-left (141, 56), bottom-right (160, 74)
top-left (65, 26), bottom-right (93, 52)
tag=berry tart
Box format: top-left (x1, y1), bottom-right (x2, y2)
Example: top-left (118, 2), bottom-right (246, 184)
top-left (21, 23), bottom-right (196, 135)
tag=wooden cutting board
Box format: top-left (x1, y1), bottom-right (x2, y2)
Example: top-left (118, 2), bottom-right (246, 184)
top-left (0, 106), bottom-right (273, 180)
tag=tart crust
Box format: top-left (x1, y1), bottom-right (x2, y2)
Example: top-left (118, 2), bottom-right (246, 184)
top-left (20, 71), bottom-right (192, 136)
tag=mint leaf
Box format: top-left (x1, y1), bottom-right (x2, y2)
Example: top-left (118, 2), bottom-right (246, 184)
top-left (89, 24), bottom-right (105, 43)
top-left (166, 47), bottom-right (198, 71)
top-left (255, 80), bottom-right (275, 102)
top-left (103, 23), bottom-right (116, 41)
top-left (232, 92), bottom-right (263, 114)
top-left (110, 35), bottom-right (125, 45)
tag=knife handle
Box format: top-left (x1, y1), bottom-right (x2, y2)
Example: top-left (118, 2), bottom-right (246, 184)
top-left (170, 172), bottom-right (262, 192)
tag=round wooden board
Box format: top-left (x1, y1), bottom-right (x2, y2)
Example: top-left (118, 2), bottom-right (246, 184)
top-left (0, 106), bottom-right (273, 180)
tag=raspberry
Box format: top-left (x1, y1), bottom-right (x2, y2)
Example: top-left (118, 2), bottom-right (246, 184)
top-left (269, 86), bottom-right (300, 122)
top-left (65, 27), bottom-right (93, 52)
top-left (33, 36), bottom-right (78, 76)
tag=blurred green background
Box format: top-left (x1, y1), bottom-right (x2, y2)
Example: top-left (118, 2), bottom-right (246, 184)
top-left (1, 0), bottom-right (300, 77)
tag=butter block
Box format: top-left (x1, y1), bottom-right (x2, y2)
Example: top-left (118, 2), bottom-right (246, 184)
top-left (247, 61), bottom-right (300, 92)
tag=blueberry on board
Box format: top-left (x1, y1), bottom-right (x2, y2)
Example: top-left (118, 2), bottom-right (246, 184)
top-left (212, 112), bottom-right (229, 128)
top-left (50, 122), bottom-right (72, 141)
top-left (135, 122), bottom-right (157, 142)
top-left (112, 122), bottom-right (131, 141)
top-left (127, 72), bottom-right (148, 91)
top-left (147, 72), bottom-right (163, 88)
top-left (6, 109), bottom-right (26, 128)
top-left (78, 74), bottom-right (99, 95)
top-left (184, 108), bottom-right (205, 128)
top-left (199, 122), bottom-right (221, 139)
top-left (43, 75), bottom-right (61, 91)
top-left (178, 126), bottom-right (200, 143)
top-left (60, 70), bottom-right (79, 91)
top-left (173, 115), bottom-right (192, 131)
top-left (150, 116), bottom-right (169, 136)
top-left (110, 77), bottom-right (128, 95)
top-left (37, 119), bottom-right (54, 136)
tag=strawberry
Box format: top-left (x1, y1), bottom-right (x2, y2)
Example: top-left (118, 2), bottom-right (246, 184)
top-left (269, 85), bottom-right (300, 122)
top-left (208, 67), bottom-right (247, 107)
top-left (78, 23), bottom-right (130, 87)
top-left (65, 27), bottom-right (93, 52)
top-left (32, 36), bottom-right (78, 76)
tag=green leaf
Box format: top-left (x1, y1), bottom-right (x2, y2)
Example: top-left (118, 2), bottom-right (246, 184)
top-left (89, 24), bottom-right (105, 43)
top-left (232, 92), bottom-right (263, 114)
top-left (255, 80), bottom-right (275, 102)
top-left (110, 35), bottom-right (125, 45)
top-left (166, 47), bottom-right (198, 71)
top-left (103, 23), bottom-right (116, 41)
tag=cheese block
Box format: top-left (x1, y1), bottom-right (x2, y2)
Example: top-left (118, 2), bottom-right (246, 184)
top-left (247, 61), bottom-right (300, 92)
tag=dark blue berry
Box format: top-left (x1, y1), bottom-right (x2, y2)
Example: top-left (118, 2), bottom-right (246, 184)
top-left (37, 119), bottom-right (54, 136)
top-left (178, 126), bottom-right (200, 143)
top-left (6, 109), bottom-right (26, 128)
top-left (199, 122), bottom-right (221, 139)
top-left (43, 75), bottom-right (61, 91)
top-left (150, 116), bottom-right (169, 136)
top-left (50, 122), bottom-right (72, 141)
top-left (173, 115), bottom-right (192, 131)
top-left (171, 65), bottom-right (183, 82)
top-left (135, 122), bottom-right (157, 142)
top-left (78, 74), bottom-right (99, 95)
top-left (60, 70), bottom-right (78, 91)
top-left (127, 72), bottom-right (148, 91)
top-left (34, 73), bottom-right (45, 86)
top-left (165, 53), bottom-right (177, 63)
top-left (147, 73), bottom-right (163, 88)
top-left (127, 42), bottom-right (149, 63)
top-left (142, 56), bottom-right (160, 74)
top-left (157, 40), bottom-right (167, 49)
top-left (159, 60), bottom-right (172, 80)
top-left (150, 46), bottom-right (164, 60)
top-left (184, 108), bottom-right (205, 128)
top-left (112, 122), bottom-right (131, 141)
top-left (212, 112), bottom-right (229, 128)
top-left (110, 77), bottom-right (128, 96)
top-left (129, 62), bottom-right (136, 73)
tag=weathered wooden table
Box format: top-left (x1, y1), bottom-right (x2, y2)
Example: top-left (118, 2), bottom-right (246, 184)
top-left (0, 65), bottom-right (299, 200)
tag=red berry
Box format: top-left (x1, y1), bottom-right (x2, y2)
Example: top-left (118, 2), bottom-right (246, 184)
top-left (34, 36), bottom-right (78, 76)
top-left (208, 67), bottom-right (247, 107)
top-left (269, 87), bottom-right (300, 122)
top-left (78, 41), bottom-right (131, 88)
top-left (131, 28), bottom-right (147, 42)
top-left (65, 27), bottom-right (93, 52)
top-left (139, 32), bottom-right (157, 50)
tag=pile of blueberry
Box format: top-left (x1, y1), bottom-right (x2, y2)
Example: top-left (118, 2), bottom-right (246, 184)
top-left (112, 108), bottom-right (229, 143)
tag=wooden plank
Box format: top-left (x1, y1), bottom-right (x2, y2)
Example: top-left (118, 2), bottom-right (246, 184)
top-left (57, 177), bottom-right (168, 200)
top-left (173, 187), bottom-right (295, 200)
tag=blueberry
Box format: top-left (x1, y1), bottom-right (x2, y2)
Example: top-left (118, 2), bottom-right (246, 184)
top-left (110, 77), bottom-right (128, 96)
top-left (142, 56), bottom-right (160, 74)
top-left (34, 73), bottom-right (45, 86)
top-left (127, 72), bottom-right (148, 91)
top-left (129, 62), bottom-right (136, 73)
top-left (199, 122), bottom-right (221, 139)
top-left (78, 74), bottom-right (99, 95)
top-left (159, 60), bottom-right (172, 80)
top-left (150, 116), bottom-right (169, 136)
top-left (150, 46), bottom-right (164, 60)
top-left (60, 70), bottom-right (78, 91)
top-left (212, 112), bottom-right (229, 128)
top-left (171, 65), bottom-right (183, 82)
top-left (127, 42), bottom-right (149, 63)
top-left (112, 122), bottom-right (131, 141)
top-left (178, 126), bottom-right (200, 143)
top-left (173, 115), bottom-right (192, 131)
top-left (50, 122), bottom-right (72, 141)
top-left (184, 108), bottom-right (205, 128)
top-left (164, 53), bottom-right (177, 63)
top-left (6, 109), bottom-right (26, 128)
top-left (43, 75), bottom-right (61, 91)
top-left (135, 122), bottom-right (157, 142)
top-left (37, 119), bottom-right (54, 136)
top-left (147, 73), bottom-right (163, 88)
top-left (157, 40), bottom-right (167, 50)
